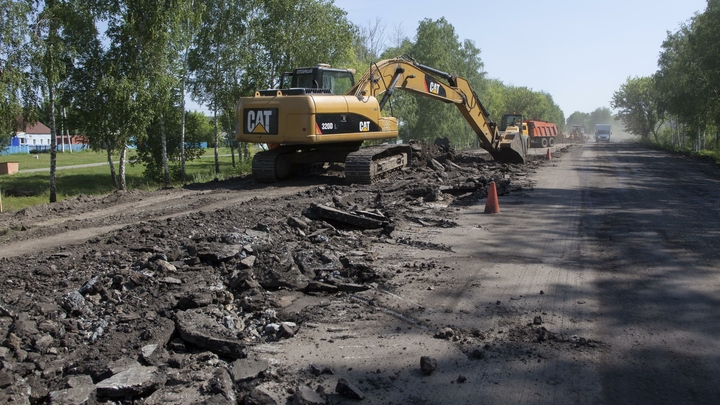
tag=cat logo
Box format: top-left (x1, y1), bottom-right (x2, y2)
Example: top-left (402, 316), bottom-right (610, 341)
top-left (359, 121), bottom-right (370, 132)
top-left (245, 108), bottom-right (278, 135)
top-left (429, 81), bottom-right (441, 95)
top-left (424, 75), bottom-right (446, 97)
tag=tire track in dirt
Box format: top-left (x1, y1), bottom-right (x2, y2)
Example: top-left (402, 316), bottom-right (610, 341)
top-left (0, 183), bottom-right (317, 258)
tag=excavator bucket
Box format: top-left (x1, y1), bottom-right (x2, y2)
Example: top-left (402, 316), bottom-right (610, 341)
top-left (494, 132), bottom-right (528, 164)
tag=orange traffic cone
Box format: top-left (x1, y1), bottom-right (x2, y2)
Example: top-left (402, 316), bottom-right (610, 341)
top-left (485, 181), bottom-right (500, 214)
top-left (546, 148), bottom-right (552, 160)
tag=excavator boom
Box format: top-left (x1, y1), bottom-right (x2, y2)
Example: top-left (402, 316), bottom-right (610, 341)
top-left (349, 56), bottom-right (527, 163)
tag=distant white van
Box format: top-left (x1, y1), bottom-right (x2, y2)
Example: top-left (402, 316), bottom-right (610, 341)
top-left (595, 124), bottom-right (611, 142)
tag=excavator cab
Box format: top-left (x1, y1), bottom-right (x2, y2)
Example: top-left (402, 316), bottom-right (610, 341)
top-left (278, 65), bottom-right (355, 95)
top-left (500, 113), bottom-right (527, 135)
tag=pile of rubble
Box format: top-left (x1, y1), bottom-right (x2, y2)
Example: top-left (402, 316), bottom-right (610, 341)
top-left (0, 140), bottom-right (547, 404)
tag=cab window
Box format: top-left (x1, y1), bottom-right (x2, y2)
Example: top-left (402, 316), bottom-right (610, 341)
top-left (322, 71), bottom-right (354, 95)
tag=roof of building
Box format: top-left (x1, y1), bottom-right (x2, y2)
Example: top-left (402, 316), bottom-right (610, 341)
top-left (23, 121), bottom-right (52, 135)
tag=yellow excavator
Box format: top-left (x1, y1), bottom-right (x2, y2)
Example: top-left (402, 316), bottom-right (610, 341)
top-left (235, 55), bottom-right (528, 184)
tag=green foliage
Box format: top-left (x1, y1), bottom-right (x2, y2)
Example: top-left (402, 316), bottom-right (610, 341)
top-left (134, 105), bottom-right (206, 182)
top-left (622, 1), bottom-right (720, 152)
top-left (0, 0), bottom-right (37, 144)
top-left (393, 18), bottom-right (487, 148)
top-left (500, 87), bottom-right (565, 131)
top-left (566, 107), bottom-right (613, 134)
top-left (254, 0), bottom-right (356, 87)
top-left (611, 76), bottom-right (664, 141)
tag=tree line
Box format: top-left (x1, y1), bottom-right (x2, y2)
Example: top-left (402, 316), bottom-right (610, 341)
top-left (1, 0), bottom-right (566, 202)
top-left (611, 0), bottom-right (720, 153)
top-left (565, 107), bottom-right (614, 135)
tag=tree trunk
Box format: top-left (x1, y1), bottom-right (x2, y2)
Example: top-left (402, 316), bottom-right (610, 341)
top-left (161, 113), bottom-right (170, 188)
top-left (180, 76), bottom-right (187, 183)
top-left (49, 85), bottom-right (57, 203)
top-left (107, 146), bottom-right (118, 189)
top-left (119, 145), bottom-right (127, 191)
top-left (67, 123), bottom-right (72, 153)
top-left (227, 113), bottom-right (235, 168)
top-left (60, 107), bottom-right (65, 153)
top-left (214, 105), bottom-right (220, 178)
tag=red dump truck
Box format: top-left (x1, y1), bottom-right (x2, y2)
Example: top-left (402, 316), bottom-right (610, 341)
top-left (525, 119), bottom-right (559, 148)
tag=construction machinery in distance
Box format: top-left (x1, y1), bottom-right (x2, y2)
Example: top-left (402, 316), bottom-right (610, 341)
top-left (525, 119), bottom-right (559, 148)
top-left (235, 55), bottom-right (528, 184)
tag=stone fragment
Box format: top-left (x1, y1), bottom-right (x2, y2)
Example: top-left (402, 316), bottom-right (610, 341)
top-left (336, 283), bottom-right (369, 292)
top-left (279, 322), bottom-right (297, 338)
top-left (429, 158), bottom-right (446, 172)
top-left (78, 276), bottom-right (101, 295)
top-left (141, 344), bottom-right (158, 361)
top-left (96, 366), bottom-right (164, 399)
top-left (155, 259), bottom-right (177, 273)
top-left (159, 277), bottom-right (182, 284)
top-left (304, 281), bottom-right (338, 294)
top-left (61, 291), bottom-right (92, 316)
top-left (310, 364), bottom-right (334, 376)
top-left (287, 216), bottom-right (309, 230)
top-left (294, 249), bottom-right (343, 275)
top-left (12, 317), bottom-right (39, 339)
top-left (295, 384), bottom-right (326, 404)
top-left (244, 387), bottom-right (278, 405)
top-left (176, 291), bottom-right (214, 310)
top-left (239, 255), bottom-right (257, 269)
top-left (231, 357), bottom-right (269, 382)
top-left (49, 385), bottom-right (95, 405)
top-left (203, 368), bottom-right (236, 404)
top-left (434, 327), bottom-right (454, 340)
top-left (255, 260), bottom-right (309, 291)
top-left (107, 357), bottom-right (142, 376)
top-left (27, 374), bottom-right (50, 402)
top-left (196, 243), bottom-right (243, 263)
top-left (0, 369), bottom-right (14, 388)
top-left (310, 204), bottom-right (384, 229)
top-left (533, 316), bottom-right (543, 325)
top-left (420, 356), bottom-right (437, 375)
top-left (175, 309), bottom-right (246, 359)
top-left (34, 335), bottom-right (54, 353)
top-left (66, 375), bottom-right (94, 388)
top-left (335, 378), bottom-right (364, 400)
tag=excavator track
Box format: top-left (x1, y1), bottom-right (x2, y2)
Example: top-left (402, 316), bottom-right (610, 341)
top-left (252, 143), bottom-right (363, 182)
top-left (344, 145), bottom-right (411, 184)
top-left (252, 147), bottom-right (290, 182)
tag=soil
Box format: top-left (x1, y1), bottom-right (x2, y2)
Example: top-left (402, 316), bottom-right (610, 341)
top-left (1, 140), bottom-right (718, 404)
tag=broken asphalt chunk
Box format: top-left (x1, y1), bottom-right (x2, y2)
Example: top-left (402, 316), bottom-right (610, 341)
top-left (175, 309), bottom-right (246, 359)
top-left (96, 366), bottom-right (164, 399)
top-left (335, 378), bottom-right (364, 400)
top-left (309, 203), bottom-right (385, 229)
top-left (420, 356), bottom-right (438, 375)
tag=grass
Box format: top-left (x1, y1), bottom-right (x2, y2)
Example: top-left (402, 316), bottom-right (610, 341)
top-left (638, 138), bottom-right (720, 165)
top-left (0, 148), bottom-right (250, 212)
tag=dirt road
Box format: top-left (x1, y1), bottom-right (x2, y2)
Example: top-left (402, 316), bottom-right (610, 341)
top-left (1, 141), bottom-right (718, 404)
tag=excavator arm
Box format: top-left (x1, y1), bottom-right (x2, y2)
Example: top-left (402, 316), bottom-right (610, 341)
top-left (348, 56), bottom-right (527, 163)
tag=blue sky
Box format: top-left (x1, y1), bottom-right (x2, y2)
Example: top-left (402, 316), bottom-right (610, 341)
top-left (333, 0), bottom-right (707, 118)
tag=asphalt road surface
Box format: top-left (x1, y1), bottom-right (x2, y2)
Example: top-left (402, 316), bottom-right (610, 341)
top-left (266, 141), bottom-right (720, 404)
